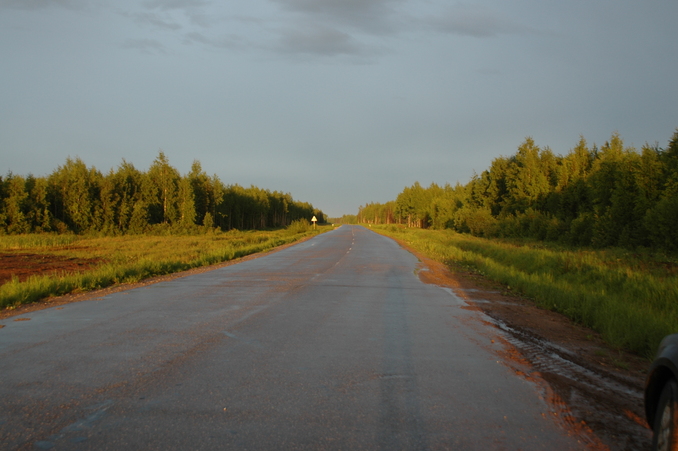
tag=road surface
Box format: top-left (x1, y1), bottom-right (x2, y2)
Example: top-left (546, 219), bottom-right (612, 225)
top-left (0, 226), bottom-right (587, 450)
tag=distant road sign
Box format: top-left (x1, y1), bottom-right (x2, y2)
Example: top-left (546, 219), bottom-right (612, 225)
top-left (311, 216), bottom-right (317, 222)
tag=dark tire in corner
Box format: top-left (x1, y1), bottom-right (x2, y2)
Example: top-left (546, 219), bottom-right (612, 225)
top-left (653, 378), bottom-right (678, 451)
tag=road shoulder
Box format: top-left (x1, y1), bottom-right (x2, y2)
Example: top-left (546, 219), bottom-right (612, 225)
top-left (396, 237), bottom-right (652, 451)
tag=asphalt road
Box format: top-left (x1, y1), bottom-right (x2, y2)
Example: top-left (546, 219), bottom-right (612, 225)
top-left (0, 226), bottom-right (587, 450)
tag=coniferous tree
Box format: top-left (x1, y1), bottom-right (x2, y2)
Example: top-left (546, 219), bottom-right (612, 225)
top-left (146, 151), bottom-right (179, 225)
top-left (2, 173), bottom-right (30, 234)
top-left (25, 175), bottom-right (51, 232)
top-left (177, 177), bottom-right (196, 230)
top-left (110, 160), bottom-right (145, 233)
top-left (188, 161), bottom-right (210, 226)
top-left (48, 157), bottom-right (102, 233)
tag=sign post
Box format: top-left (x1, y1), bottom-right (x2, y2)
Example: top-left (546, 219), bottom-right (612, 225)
top-left (311, 216), bottom-right (317, 229)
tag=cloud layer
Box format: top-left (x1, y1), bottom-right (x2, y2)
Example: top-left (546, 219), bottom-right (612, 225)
top-left (272, 0), bottom-right (405, 35)
top-left (0, 0), bottom-right (88, 10)
top-left (109, 0), bottom-right (536, 58)
top-left (430, 4), bottom-right (535, 37)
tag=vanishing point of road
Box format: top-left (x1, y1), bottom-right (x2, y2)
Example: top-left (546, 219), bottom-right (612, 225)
top-left (0, 226), bottom-right (589, 450)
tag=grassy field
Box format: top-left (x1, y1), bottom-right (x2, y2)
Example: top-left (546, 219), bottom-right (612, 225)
top-left (373, 225), bottom-right (678, 358)
top-left (0, 224), bottom-right (329, 310)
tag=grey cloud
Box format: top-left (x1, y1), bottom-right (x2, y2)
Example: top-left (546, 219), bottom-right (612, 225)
top-left (430, 5), bottom-right (534, 38)
top-left (271, 0), bottom-right (403, 35)
top-left (187, 11), bottom-right (212, 27)
top-left (276, 24), bottom-right (362, 56)
top-left (0, 0), bottom-right (87, 10)
top-left (142, 0), bottom-right (209, 11)
top-left (122, 11), bottom-right (182, 31)
top-left (183, 31), bottom-right (241, 49)
top-left (139, 0), bottom-right (212, 29)
top-left (267, 0), bottom-right (402, 60)
top-left (121, 38), bottom-right (167, 54)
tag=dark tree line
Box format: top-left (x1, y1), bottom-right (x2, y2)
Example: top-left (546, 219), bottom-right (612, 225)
top-left (0, 152), bottom-right (325, 235)
top-left (358, 129), bottom-right (678, 251)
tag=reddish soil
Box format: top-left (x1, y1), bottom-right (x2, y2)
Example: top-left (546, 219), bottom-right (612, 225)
top-left (0, 252), bottom-right (104, 285)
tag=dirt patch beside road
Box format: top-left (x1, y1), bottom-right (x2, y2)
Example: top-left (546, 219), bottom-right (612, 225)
top-left (0, 252), bottom-right (104, 285)
top-left (412, 249), bottom-right (652, 451)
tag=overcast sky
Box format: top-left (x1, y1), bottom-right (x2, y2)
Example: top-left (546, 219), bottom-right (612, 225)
top-left (1, 0), bottom-right (677, 217)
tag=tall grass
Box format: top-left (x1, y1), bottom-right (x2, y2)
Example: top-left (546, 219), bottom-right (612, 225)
top-left (0, 227), bottom-right (327, 310)
top-left (376, 226), bottom-right (678, 357)
top-left (0, 234), bottom-right (82, 250)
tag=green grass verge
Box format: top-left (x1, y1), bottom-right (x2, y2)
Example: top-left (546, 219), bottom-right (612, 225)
top-left (373, 225), bottom-right (678, 358)
top-left (0, 226), bottom-right (331, 310)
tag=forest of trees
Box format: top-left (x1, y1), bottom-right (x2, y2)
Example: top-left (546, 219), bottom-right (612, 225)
top-left (357, 130), bottom-right (678, 252)
top-left (0, 152), bottom-right (325, 235)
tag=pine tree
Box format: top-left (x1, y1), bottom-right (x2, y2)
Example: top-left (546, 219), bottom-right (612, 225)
top-left (3, 173), bottom-right (30, 234)
top-left (48, 157), bottom-right (102, 233)
top-left (25, 175), bottom-right (51, 232)
top-left (146, 151), bottom-right (179, 225)
top-left (177, 176), bottom-right (196, 231)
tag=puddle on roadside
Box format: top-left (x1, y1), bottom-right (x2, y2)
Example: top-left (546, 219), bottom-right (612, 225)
top-left (480, 311), bottom-right (650, 450)
top-left (437, 286), bottom-right (521, 308)
top-left (436, 287), bottom-right (467, 306)
top-left (490, 317), bottom-right (643, 399)
top-left (434, 281), bottom-right (650, 450)
top-left (456, 288), bottom-right (502, 295)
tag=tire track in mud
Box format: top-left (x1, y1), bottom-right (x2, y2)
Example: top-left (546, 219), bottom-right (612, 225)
top-left (490, 318), bottom-right (650, 451)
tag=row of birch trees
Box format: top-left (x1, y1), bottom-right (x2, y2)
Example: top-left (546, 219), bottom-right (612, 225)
top-left (358, 130), bottom-right (678, 251)
top-left (0, 152), bottom-right (324, 235)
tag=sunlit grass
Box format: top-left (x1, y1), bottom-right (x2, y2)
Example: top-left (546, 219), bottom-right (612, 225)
top-left (374, 225), bottom-right (678, 358)
top-left (0, 234), bottom-right (82, 250)
top-left (0, 225), bottom-right (330, 310)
